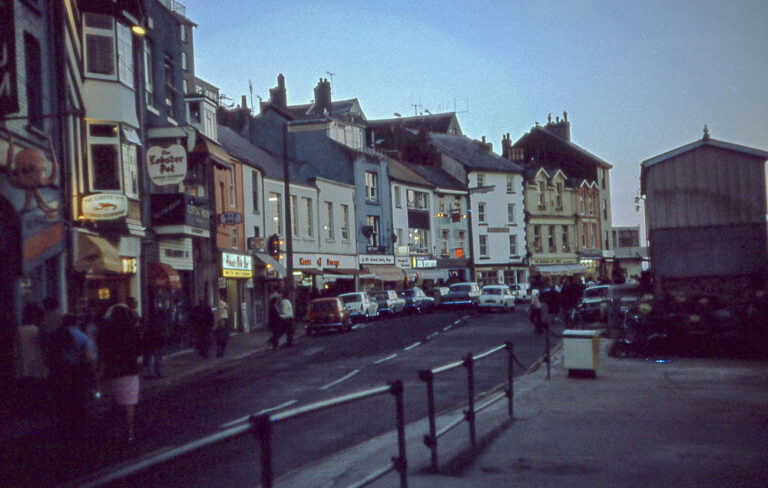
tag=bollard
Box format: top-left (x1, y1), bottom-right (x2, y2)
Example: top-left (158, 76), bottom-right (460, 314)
top-left (463, 353), bottom-right (476, 448)
top-left (252, 413), bottom-right (273, 488)
top-left (505, 341), bottom-right (514, 419)
top-left (418, 369), bottom-right (439, 471)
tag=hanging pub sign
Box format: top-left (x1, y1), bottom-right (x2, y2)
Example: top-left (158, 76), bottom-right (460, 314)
top-left (146, 144), bottom-right (187, 186)
top-left (82, 194), bottom-right (128, 220)
top-left (221, 252), bottom-right (253, 278)
top-left (0, 1), bottom-right (19, 115)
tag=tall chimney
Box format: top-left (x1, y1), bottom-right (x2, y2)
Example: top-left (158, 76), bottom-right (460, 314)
top-left (546, 110), bottom-right (571, 141)
top-left (313, 77), bottom-right (332, 115)
top-left (264, 73), bottom-right (287, 112)
top-left (241, 95), bottom-right (248, 109)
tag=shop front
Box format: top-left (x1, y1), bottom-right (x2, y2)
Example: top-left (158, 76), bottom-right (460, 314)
top-left (220, 251), bottom-right (253, 332)
top-left (359, 254), bottom-right (405, 291)
top-left (406, 255), bottom-right (440, 288)
top-left (73, 230), bottom-right (136, 314)
top-left (436, 257), bottom-right (471, 285)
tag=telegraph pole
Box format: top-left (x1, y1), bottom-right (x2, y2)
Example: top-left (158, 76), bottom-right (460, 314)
top-left (282, 122), bottom-right (294, 304)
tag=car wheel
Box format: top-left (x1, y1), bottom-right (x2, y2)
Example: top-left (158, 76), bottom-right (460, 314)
top-left (611, 341), bottom-right (630, 358)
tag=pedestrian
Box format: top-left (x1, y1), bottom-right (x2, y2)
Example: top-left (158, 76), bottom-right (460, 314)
top-left (268, 290), bottom-right (283, 349)
top-left (141, 311), bottom-right (165, 377)
top-left (280, 293), bottom-right (295, 347)
top-left (98, 303), bottom-right (142, 443)
top-left (48, 313), bottom-right (97, 440)
top-left (529, 289), bottom-right (544, 335)
top-left (15, 303), bottom-right (48, 411)
top-left (190, 299), bottom-right (214, 359)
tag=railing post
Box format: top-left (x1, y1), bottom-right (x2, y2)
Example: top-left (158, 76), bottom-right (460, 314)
top-left (418, 369), bottom-right (439, 471)
top-left (545, 324), bottom-right (551, 381)
top-left (390, 380), bottom-right (408, 488)
top-left (505, 341), bottom-right (514, 419)
top-left (463, 353), bottom-right (476, 448)
top-left (251, 413), bottom-right (273, 488)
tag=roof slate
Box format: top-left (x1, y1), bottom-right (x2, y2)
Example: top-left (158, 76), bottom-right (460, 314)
top-left (405, 163), bottom-right (467, 191)
top-left (428, 133), bottom-right (524, 173)
top-left (642, 137), bottom-right (768, 168)
top-left (367, 112), bottom-right (460, 134)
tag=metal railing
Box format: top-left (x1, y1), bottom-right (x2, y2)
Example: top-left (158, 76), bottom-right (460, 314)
top-left (418, 342), bottom-right (515, 472)
top-left (77, 382), bottom-right (407, 488)
top-left (253, 381), bottom-right (408, 488)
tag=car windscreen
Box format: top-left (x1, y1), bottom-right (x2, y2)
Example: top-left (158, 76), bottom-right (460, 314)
top-left (311, 301), bottom-right (336, 312)
top-left (339, 295), bottom-right (360, 304)
top-left (482, 288), bottom-right (502, 295)
top-left (584, 288), bottom-right (608, 299)
top-left (450, 285), bottom-right (470, 293)
top-left (370, 292), bottom-right (387, 300)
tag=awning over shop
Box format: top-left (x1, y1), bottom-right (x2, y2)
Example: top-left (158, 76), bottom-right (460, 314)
top-left (73, 234), bottom-right (122, 274)
top-left (147, 263), bottom-right (182, 290)
top-left (532, 264), bottom-right (586, 275)
top-left (364, 264), bottom-right (406, 282)
top-left (295, 268), bottom-right (323, 275)
top-left (193, 139), bottom-right (232, 169)
top-left (323, 268), bottom-right (364, 276)
top-left (253, 253), bottom-right (286, 278)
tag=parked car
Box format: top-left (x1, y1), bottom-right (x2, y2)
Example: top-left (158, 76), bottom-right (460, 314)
top-left (440, 282), bottom-right (482, 308)
top-left (577, 285), bottom-right (614, 322)
top-left (430, 286), bottom-right (450, 305)
top-left (478, 285), bottom-right (516, 312)
top-left (370, 290), bottom-right (405, 316)
top-left (509, 283), bottom-right (530, 302)
top-left (305, 297), bottom-right (352, 335)
top-left (338, 292), bottom-right (379, 321)
top-left (400, 287), bottom-right (436, 314)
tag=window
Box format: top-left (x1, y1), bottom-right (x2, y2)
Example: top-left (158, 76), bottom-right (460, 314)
top-left (600, 169), bottom-right (606, 189)
top-left (84, 14), bottom-right (116, 78)
top-left (548, 225), bottom-right (555, 252)
top-left (440, 229), bottom-right (450, 256)
top-left (591, 223), bottom-right (598, 248)
top-left (476, 174), bottom-right (485, 187)
top-left (457, 230), bottom-right (465, 252)
top-left (180, 24), bottom-right (186, 42)
top-left (394, 186), bottom-right (401, 208)
top-left (562, 225), bottom-right (570, 251)
top-left (181, 52), bottom-right (188, 71)
top-left (580, 193), bottom-right (585, 214)
top-left (268, 192), bottom-right (281, 235)
top-left (582, 223), bottom-right (587, 247)
top-left (341, 204), bottom-right (350, 240)
top-left (189, 101), bottom-right (201, 123)
top-left (533, 225), bottom-right (541, 251)
top-left (479, 235), bottom-right (488, 257)
top-left (365, 171), bottom-right (378, 201)
top-left (602, 199), bottom-right (608, 219)
top-left (366, 215), bottom-right (379, 247)
top-left (232, 226), bottom-right (238, 248)
top-left (115, 22), bottom-right (133, 88)
top-left (397, 228), bottom-right (403, 246)
top-left (219, 182), bottom-right (226, 210)
top-left (183, 79), bottom-right (188, 94)
top-left (291, 195), bottom-right (298, 236)
top-left (251, 172), bottom-right (259, 214)
top-left (88, 123), bottom-right (121, 191)
top-left (121, 142), bottom-right (138, 199)
top-left (509, 235), bottom-right (517, 256)
top-left (24, 33), bottom-right (43, 130)
top-left (303, 197), bottom-right (313, 237)
top-left (438, 198), bottom-right (445, 212)
top-left (538, 181), bottom-right (546, 207)
top-left (589, 194), bottom-right (595, 216)
top-left (325, 202), bottom-right (334, 240)
top-left (478, 202), bottom-right (486, 223)
top-left (506, 175), bottom-right (514, 193)
top-left (407, 190), bottom-right (428, 210)
top-left (144, 41), bottom-right (154, 107)
top-left (507, 203), bottom-right (515, 225)
top-left (164, 58), bottom-right (175, 113)
top-left (253, 226), bottom-right (260, 238)
top-left (229, 170), bottom-right (236, 207)
top-left (556, 183), bottom-right (563, 209)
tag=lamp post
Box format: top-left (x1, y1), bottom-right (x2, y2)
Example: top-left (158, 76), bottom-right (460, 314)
top-left (282, 122), bottom-right (294, 305)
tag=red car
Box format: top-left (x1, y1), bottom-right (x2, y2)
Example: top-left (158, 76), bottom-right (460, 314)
top-left (305, 297), bottom-right (353, 335)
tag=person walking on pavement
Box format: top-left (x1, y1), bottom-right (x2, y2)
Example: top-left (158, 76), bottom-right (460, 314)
top-left (529, 289), bottom-right (544, 335)
top-left (280, 293), bottom-right (295, 347)
top-left (190, 299), bottom-right (214, 359)
top-left (214, 293), bottom-right (230, 358)
top-left (98, 303), bottom-right (142, 443)
top-left (141, 310), bottom-right (165, 377)
top-left (268, 290), bottom-right (283, 349)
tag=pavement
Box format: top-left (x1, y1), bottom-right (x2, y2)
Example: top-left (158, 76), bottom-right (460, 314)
top-left (4, 322), bottom-right (768, 488)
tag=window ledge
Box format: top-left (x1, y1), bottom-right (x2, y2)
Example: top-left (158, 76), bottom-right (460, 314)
top-left (146, 105), bottom-right (160, 116)
top-left (167, 116), bottom-right (178, 126)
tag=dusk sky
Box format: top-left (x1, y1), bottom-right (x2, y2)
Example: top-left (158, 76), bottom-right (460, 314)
top-left (181, 0), bottom-right (768, 234)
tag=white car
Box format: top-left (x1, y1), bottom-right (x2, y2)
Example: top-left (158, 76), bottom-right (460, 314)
top-left (338, 292), bottom-right (379, 321)
top-left (509, 283), bottom-right (530, 302)
top-left (478, 285), bottom-right (516, 312)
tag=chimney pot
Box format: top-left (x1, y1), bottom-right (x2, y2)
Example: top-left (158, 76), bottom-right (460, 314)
top-left (241, 95), bottom-right (248, 109)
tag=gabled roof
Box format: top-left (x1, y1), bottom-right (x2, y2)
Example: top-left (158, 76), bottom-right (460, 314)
top-left (388, 159), bottom-right (434, 188)
top-left (285, 98), bottom-right (365, 122)
top-left (513, 125), bottom-right (612, 169)
top-left (367, 112), bottom-right (461, 135)
top-left (405, 164), bottom-right (467, 192)
top-left (642, 136), bottom-right (768, 168)
top-left (429, 133), bottom-right (524, 173)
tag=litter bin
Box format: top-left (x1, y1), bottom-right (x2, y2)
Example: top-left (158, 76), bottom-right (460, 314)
top-left (563, 329), bottom-right (600, 377)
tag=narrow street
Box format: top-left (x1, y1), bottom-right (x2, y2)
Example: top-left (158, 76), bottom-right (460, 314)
top-left (6, 308), bottom-right (557, 487)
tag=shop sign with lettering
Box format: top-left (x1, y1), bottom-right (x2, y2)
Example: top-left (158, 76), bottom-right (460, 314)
top-left (82, 194), bottom-right (128, 220)
top-left (221, 252), bottom-right (253, 278)
top-left (396, 256), bottom-right (411, 269)
top-left (219, 212), bottom-right (243, 225)
top-left (359, 254), bottom-right (394, 265)
top-left (146, 144), bottom-right (187, 186)
top-left (293, 253), bottom-right (355, 270)
top-left (412, 255), bottom-right (437, 269)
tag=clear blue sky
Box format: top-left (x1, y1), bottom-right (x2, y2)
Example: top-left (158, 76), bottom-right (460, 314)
top-left (181, 0), bottom-right (768, 232)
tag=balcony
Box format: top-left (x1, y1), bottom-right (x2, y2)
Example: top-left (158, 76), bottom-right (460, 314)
top-left (159, 0), bottom-right (186, 16)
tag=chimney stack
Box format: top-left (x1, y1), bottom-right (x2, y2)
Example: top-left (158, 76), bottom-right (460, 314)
top-left (263, 73), bottom-right (287, 112)
top-left (545, 110), bottom-right (571, 141)
top-left (241, 95), bottom-right (248, 109)
top-left (313, 77), bottom-right (332, 115)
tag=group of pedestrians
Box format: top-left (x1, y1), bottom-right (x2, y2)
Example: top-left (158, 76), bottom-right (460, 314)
top-left (13, 297), bottom-right (143, 443)
top-left (268, 289), bottom-right (294, 349)
top-left (189, 293), bottom-right (231, 359)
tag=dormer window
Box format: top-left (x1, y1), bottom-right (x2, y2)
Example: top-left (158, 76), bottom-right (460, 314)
top-left (83, 13), bottom-right (133, 87)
